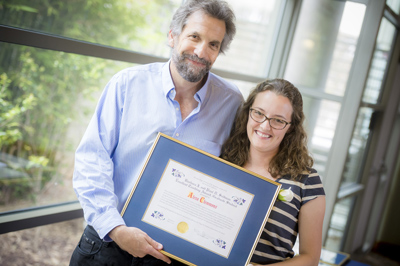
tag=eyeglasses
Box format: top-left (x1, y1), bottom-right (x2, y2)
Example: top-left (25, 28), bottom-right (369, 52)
top-left (249, 108), bottom-right (291, 130)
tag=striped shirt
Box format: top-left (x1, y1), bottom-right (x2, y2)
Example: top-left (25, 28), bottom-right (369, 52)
top-left (73, 61), bottom-right (243, 240)
top-left (251, 168), bottom-right (325, 264)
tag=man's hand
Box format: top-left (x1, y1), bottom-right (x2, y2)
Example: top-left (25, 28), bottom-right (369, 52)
top-left (109, 225), bottom-right (171, 264)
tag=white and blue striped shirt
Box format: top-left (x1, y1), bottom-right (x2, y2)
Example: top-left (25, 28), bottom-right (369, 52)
top-left (251, 169), bottom-right (325, 264)
top-left (73, 61), bottom-right (243, 240)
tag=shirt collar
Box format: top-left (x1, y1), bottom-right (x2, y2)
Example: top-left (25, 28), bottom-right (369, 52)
top-left (162, 60), bottom-right (210, 103)
top-left (162, 60), bottom-right (175, 98)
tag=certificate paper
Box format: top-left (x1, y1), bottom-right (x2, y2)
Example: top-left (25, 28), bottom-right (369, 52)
top-left (143, 159), bottom-right (253, 258)
top-left (121, 133), bottom-right (280, 266)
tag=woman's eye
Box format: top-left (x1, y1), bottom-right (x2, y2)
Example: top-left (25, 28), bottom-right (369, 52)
top-left (274, 119), bottom-right (285, 124)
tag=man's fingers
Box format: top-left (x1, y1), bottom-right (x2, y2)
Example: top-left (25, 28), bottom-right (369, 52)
top-left (110, 226), bottom-right (171, 263)
top-left (147, 248), bottom-right (171, 264)
top-left (146, 238), bottom-right (171, 264)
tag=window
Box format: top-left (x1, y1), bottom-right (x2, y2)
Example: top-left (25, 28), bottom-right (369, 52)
top-left (214, 0), bottom-right (282, 77)
top-left (362, 18), bottom-right (396, 104)
top-left (387, 0), bottom-right (400, 15)
top-left (0, 42), bottom-right (132, 212)
top-left (325, 197), bottom-right (357, 251)
top-left (284, 0), bottom-right (366, 178)
top-left (0, 0), bottom-right (181, 57)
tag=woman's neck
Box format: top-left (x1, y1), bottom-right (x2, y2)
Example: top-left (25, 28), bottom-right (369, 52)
top-left (244, 150), bottom-right (278, 181)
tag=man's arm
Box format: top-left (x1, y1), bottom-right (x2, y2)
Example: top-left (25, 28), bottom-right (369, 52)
top-left (73, 74), bottom-right (126, 240)
top-left (73, 72), bottom-right (171, 263)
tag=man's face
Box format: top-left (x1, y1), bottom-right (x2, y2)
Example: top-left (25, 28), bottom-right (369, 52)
top-left (169, 10), bottom-right (226, 83)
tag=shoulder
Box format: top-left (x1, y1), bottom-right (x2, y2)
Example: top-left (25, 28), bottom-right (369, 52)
top-left (303, 168), bottom-right (324, 186)
top-left (208, 72), bottom-right (244, 101)
top-left (111, 62), bottom-right (165, 81)
top-left (298, 169), bottom-right (325, 203)
top-left (279, 169), bottom-right (325, 200)
top-left (281, 168), bottom-right (322, 185)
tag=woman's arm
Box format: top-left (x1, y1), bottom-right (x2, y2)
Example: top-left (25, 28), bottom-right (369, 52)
top-left (249, 195), bottom-right (326, 266)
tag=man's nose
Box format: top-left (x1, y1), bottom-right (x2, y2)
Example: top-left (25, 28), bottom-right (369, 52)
top-left (194, 42), bottom-right (208, 60)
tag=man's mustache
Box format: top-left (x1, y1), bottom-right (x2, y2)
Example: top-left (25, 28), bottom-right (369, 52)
top-left (182, 53), bottom-right (211, 67)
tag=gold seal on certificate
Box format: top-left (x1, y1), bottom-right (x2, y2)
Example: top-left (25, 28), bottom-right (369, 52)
top-left (177, 222), bottom-right (189, 233)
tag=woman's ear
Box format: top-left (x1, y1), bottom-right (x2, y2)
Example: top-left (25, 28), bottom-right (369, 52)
top-left (286, 124), bottom-right (294, 134)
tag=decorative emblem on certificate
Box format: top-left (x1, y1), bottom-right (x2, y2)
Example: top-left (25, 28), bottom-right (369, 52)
top-left (121, 133), bottom-right (281, 266)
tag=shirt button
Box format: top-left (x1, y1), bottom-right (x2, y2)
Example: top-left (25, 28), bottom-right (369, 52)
top-left (176, 107), bottom-right (179, 111)
top-left (175, 133), bottom-right (180, 137)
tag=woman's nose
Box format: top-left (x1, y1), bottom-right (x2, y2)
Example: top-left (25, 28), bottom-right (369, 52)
top-left (260, 119), bottom-right (271, 130)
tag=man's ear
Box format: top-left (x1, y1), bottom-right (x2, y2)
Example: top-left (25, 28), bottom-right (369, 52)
top-left (168, 30), bottom-right (174, 48)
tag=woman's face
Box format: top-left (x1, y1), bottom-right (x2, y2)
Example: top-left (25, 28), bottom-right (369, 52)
top-left (247, 90), bottom-right (293, 157)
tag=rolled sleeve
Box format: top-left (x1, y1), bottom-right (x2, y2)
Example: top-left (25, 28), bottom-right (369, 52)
top-left (73, 73), bottom-right (125, 240)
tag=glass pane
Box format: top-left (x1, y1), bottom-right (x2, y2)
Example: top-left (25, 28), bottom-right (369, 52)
top-left (325, 197), bottom-right (356, 251)
top-left (0, 42), bottom-right (132, 213)
top-left (1, 1), bottom-right (283, 78)
top-left (228, 79), bottom-right (257, 100)
top-left (0, 218), bottom-right (84, 264)
top-left (284, 1), bottom-right (366, 97)
top-left (362, 18), bottom-right (396, 104)
top-left (387, 0), bottom-right (400, 15)
top-left (302, 97), bottom-right (341, 178)
top-left (214, 0), bottom-right (282, 76)
top-left (0, 0), bottom-right (181, 58)
top-left (342, 107), bottom-right (373, 185)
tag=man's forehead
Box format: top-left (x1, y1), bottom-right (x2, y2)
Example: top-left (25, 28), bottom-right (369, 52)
top-left (180, 11), bottom-right (226, 39)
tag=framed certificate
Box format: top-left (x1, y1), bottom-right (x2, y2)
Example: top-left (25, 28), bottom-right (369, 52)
top-left (121, 133), bottom-right (281, 266)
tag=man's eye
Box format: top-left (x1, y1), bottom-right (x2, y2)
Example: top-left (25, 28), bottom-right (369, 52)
top-left (210, 43), bottom-right (219, 50)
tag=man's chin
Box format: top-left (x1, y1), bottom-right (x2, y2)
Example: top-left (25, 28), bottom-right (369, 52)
top-left (182, 75), bottom-right (204, 83)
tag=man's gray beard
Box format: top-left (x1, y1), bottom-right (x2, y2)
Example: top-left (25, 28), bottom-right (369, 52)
top-left (172, 50), bottom-right (211, 83)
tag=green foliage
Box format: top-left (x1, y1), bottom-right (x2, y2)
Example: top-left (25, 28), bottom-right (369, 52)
top-left (0, 73), bottom-right (36, 148)
top-left (0, 0), bottom-right (175, 50)
top-left (0, 0), bottom-right (177, 206)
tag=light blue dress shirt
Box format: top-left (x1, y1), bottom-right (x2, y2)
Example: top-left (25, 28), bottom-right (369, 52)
top-left (73, 61), bottom-right (243, 240)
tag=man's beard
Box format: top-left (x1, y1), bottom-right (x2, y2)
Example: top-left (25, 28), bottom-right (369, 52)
top-left (172, 49), bottom-right (211, 83)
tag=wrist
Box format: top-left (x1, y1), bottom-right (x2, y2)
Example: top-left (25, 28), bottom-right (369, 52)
top-left (109, 225), bottom-right (126, 242)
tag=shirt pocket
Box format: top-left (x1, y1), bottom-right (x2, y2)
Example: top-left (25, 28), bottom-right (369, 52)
top-left (190, 139), bottom-right (222, 157)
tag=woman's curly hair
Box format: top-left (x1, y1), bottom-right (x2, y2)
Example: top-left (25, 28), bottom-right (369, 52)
top-left (220, 79), bottom-right (313, 180)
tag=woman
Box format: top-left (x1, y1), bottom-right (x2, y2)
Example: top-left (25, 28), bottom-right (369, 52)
top-left (221, 79), bottom-right (325, 265)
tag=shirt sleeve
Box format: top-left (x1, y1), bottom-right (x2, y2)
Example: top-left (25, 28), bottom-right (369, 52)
top-left (301, 169), bottom-right (326, 206)
top-left (73, 72), bottom-right (126, 241)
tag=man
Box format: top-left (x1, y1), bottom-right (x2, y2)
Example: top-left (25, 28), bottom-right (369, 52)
top-left (70, 0), bottom-right (243, 265)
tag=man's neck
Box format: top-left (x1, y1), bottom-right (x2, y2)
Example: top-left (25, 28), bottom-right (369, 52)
top-left (170, 64), bottom-right (207, 96)
top-left (170, 62), bottom-right (208, 120)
